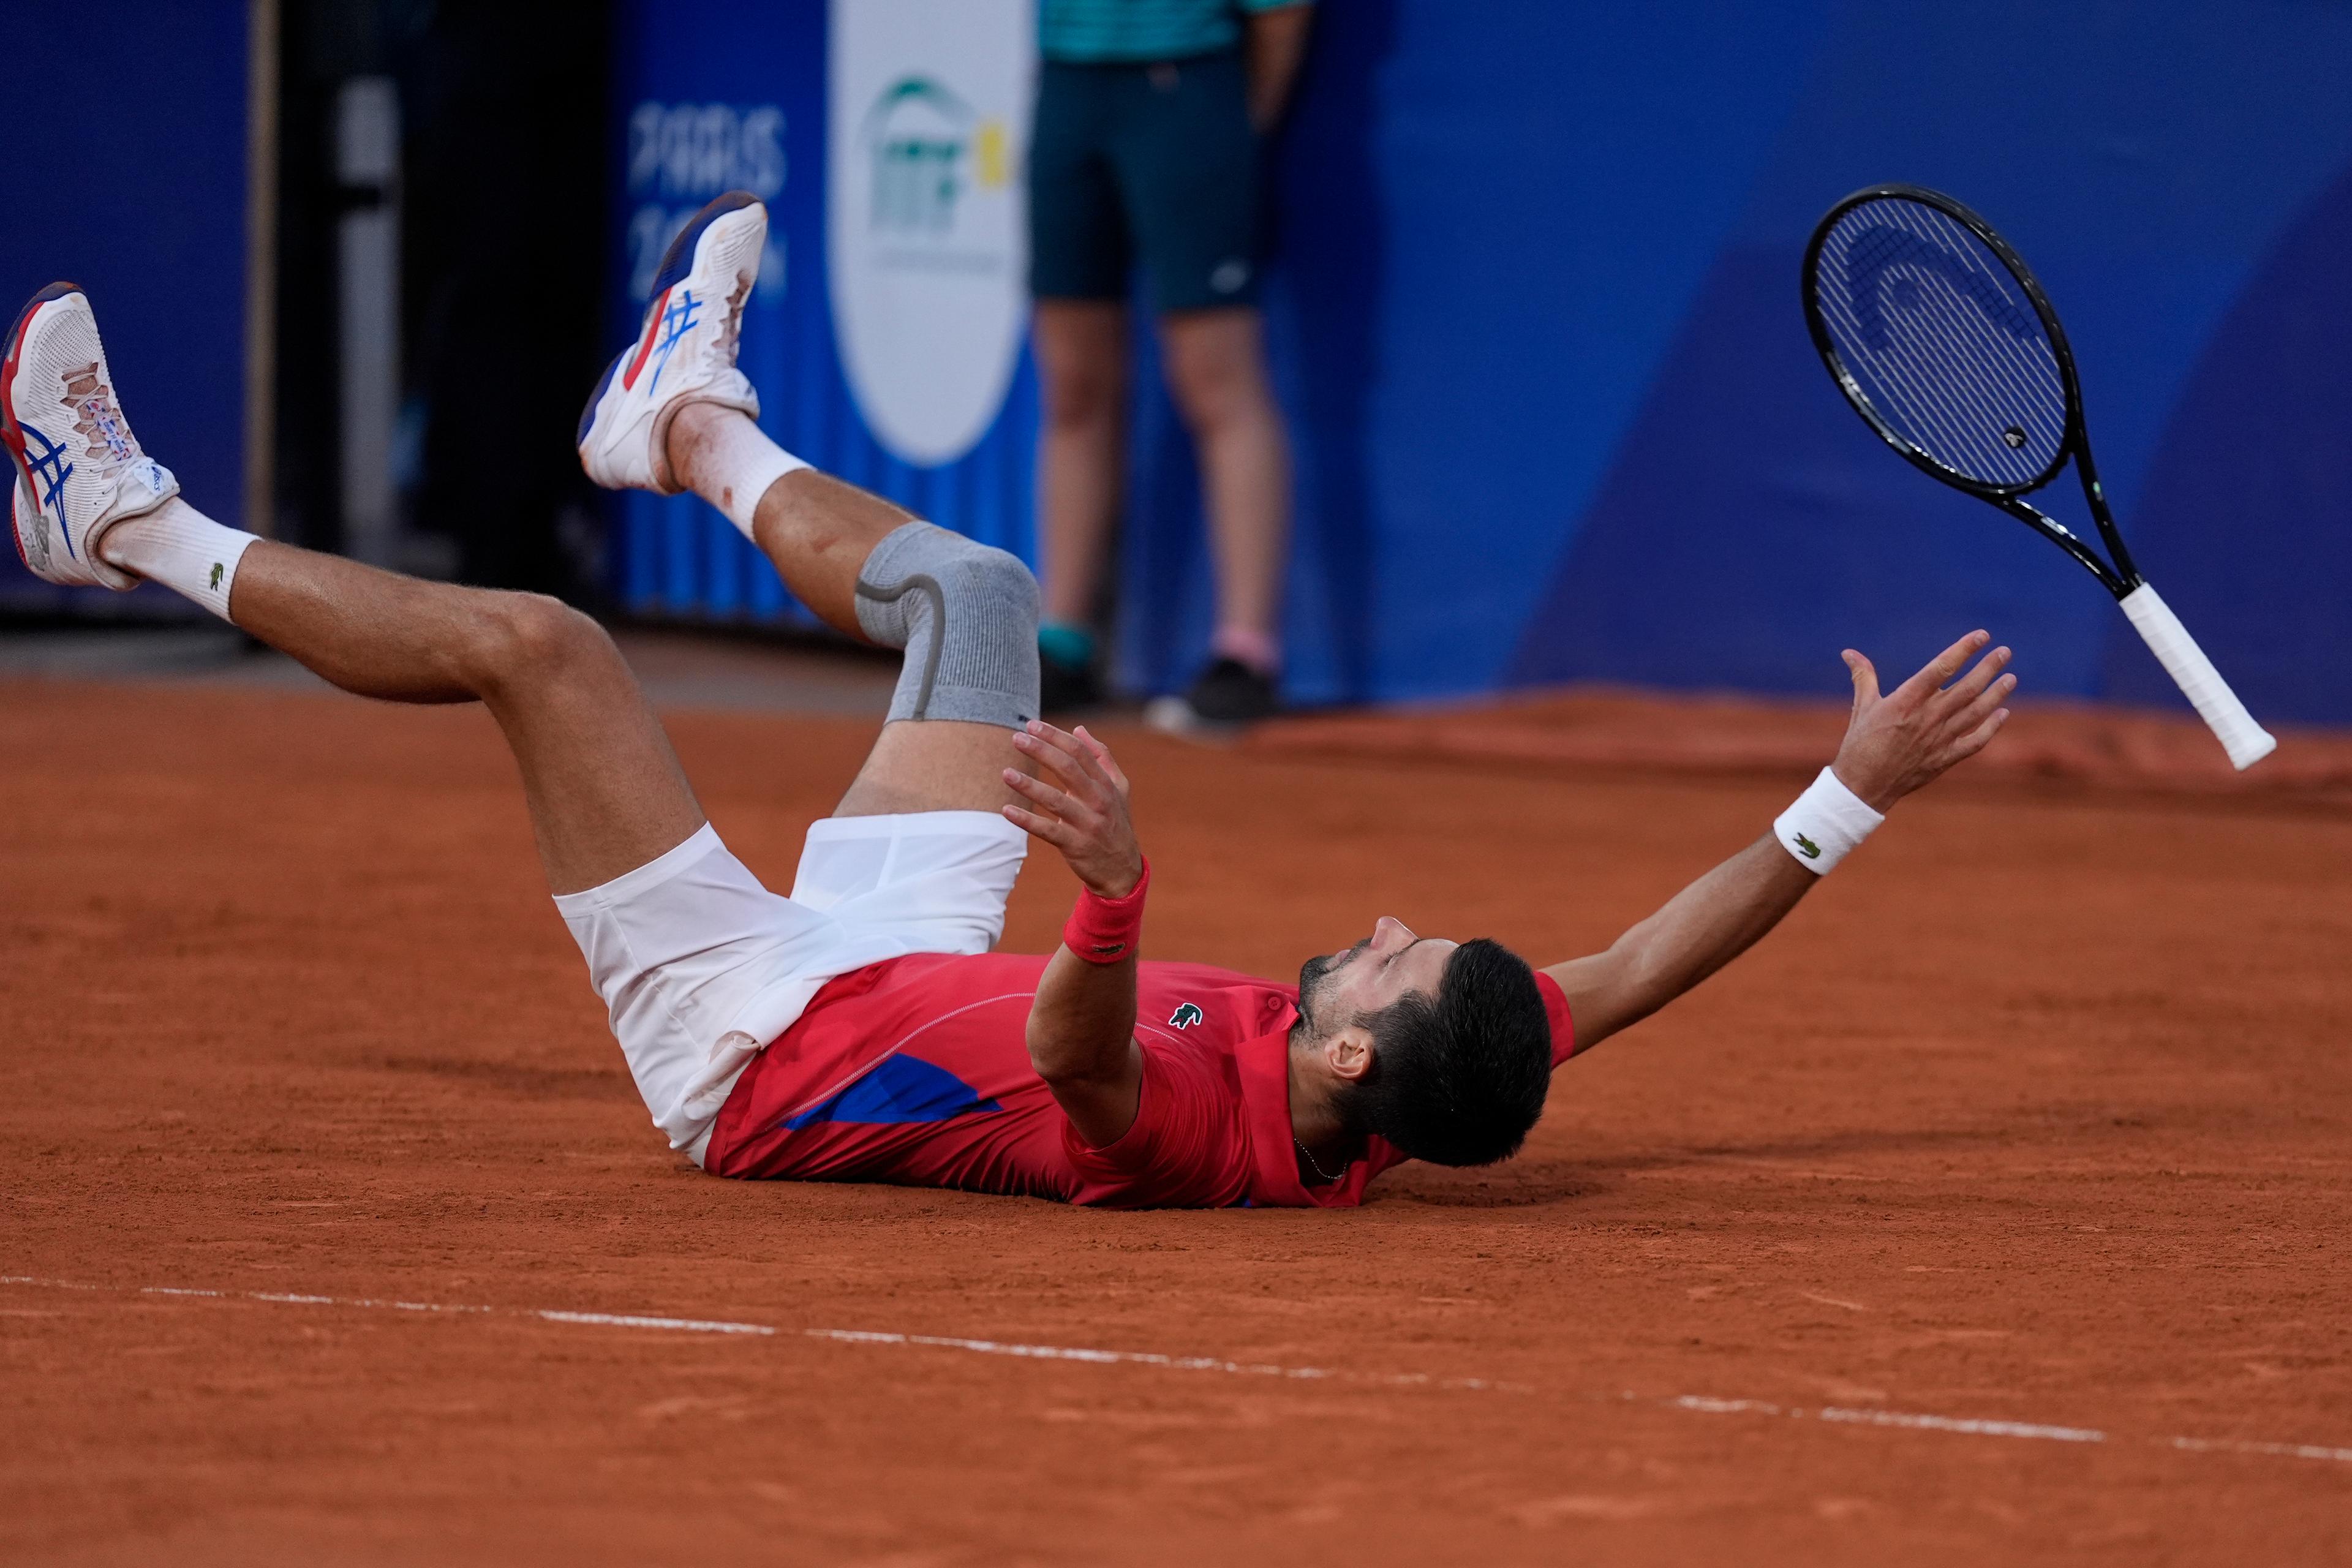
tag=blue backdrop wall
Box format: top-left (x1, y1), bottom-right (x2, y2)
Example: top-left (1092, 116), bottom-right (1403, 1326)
top-left (609, 0), bottom-right (2352, 724)
top-left (0, 0), bottom-right (249, 615)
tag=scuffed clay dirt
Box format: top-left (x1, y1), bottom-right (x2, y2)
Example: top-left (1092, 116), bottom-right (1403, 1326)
top-left (3, 679), bottom-right (2348, 1566)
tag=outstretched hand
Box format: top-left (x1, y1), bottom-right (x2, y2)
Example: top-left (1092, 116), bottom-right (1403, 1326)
top-left (1004, 721), bottom-right (1145, 898)
top-left (1831, 631), bottom-right (2016, 810)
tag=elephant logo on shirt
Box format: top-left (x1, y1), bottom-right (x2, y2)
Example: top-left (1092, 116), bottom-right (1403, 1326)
top-left (1168, 1002), bottom-right (1204, 1030)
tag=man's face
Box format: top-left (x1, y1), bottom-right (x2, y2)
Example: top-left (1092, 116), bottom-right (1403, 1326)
top-left (1295, 917), bottom-right (1458, 1037)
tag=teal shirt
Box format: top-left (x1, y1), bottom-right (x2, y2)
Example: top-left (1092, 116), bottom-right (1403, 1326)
top-left (1041, 0), bottom-right (1307, 64)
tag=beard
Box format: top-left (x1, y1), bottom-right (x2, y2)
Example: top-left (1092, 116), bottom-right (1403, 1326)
top-left (1295, 939), bottom-right (1370, 1035)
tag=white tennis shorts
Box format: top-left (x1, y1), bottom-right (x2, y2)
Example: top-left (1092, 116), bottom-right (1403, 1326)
top-left (553, 812), bottom-right (1029, 1166)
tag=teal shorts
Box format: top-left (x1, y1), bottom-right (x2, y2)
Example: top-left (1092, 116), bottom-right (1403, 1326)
top-left (1027, 51), bottom-right (1262, 314)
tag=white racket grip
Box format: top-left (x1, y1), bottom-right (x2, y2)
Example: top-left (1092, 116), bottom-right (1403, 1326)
top-left (2117, 582), bottom-right (2276, 770)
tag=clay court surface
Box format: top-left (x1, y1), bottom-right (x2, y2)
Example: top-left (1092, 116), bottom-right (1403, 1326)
top-left (4, 657), bottom-right (2350, 1565)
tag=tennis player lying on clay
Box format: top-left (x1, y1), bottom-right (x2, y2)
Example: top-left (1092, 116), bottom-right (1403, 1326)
top-left (5, 195), bottom-right (2016, 1207)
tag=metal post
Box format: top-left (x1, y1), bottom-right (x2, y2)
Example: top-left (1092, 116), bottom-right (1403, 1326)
top-left (335, 76), bottom-right (401, 567)
top-left (242, 0), bottom-right (279, 539)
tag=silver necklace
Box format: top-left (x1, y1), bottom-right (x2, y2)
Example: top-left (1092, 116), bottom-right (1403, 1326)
top-left (1295, 1136), bottom-right (1349, 1185)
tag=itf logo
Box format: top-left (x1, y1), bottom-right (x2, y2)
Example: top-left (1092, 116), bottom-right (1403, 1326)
top-left (864, 77), bottom-right (1011, 238)
top-left (829, 0), bottom-right (1033, 467)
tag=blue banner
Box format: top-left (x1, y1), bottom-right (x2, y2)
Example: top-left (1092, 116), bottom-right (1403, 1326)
top-left (608, 1), bottom-right (2352, 724)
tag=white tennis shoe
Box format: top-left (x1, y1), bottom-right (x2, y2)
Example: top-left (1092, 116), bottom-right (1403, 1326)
top-left (2, 284), bottom-right (178, 589)
top-left (577, 192), bottom-right (766, 495)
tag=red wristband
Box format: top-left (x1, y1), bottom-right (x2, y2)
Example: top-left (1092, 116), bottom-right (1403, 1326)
top-left (1062, 857), bottom-right (1150, 964)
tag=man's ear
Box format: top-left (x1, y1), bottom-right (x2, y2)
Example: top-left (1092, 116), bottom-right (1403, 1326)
top-left (1324, 1021), bottom-right (1374, 1084)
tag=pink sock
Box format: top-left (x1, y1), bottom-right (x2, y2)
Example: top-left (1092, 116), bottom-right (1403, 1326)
top-left (1210, 625), bottom-right (1281, 676)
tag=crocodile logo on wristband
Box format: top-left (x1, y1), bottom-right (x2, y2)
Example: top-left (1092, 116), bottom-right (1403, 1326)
top-left (1087, 941), bottom-right (1126, 957)
top-left (1792, 832), bottom-right (1822, 860)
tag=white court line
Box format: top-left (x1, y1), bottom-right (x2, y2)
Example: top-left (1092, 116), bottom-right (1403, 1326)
top-left (1670, 1395), bottom-right (2103, 1444)
top-left (2170, 1435), bottom-right (2352, 1464)
top-left (1818, 1406), bottom-right (2105, 1443)
top-left (804, 1327), bottom-right (1510, 1390)
top-left (538, 1310), bottom-right (774, 1335)
top-left (4, 1273), bottom-right (2344, 1468)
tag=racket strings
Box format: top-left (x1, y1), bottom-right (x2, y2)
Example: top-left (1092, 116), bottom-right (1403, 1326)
top-left (1812, 198), bottom-right (2068, 489)
top-left (1818, 209), bottom-right (2057, 465)
top-left (1819, 212), bottom-right (2063, 483)
top-left (1823, 219), bottom-right (2059, 481)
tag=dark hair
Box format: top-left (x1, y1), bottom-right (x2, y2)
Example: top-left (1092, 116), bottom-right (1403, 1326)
top-left (1336, 938), bottom-right (1552, 1167)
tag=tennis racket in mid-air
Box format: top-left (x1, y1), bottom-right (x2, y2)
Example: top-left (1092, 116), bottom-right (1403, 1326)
top-left (1800, 183), bottom-right (2275, 769)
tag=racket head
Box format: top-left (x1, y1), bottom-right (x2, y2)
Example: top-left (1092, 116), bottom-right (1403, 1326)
top-left (1802, 184), bottom-right (2084, 499)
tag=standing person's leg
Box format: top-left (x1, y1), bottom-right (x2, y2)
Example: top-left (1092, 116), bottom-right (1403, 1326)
top-left (1114, 50), bottom-right (1291, 727)
top-left (1158, 306), bottom-right (1291, 684)
top-left (1032, 300), bottom-right (1129, 698)
top-left (1025, 58), bottom-right (1136, 710)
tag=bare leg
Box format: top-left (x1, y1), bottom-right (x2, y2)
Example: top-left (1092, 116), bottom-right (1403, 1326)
top-left (1158, 307), bottom-right (1291, 654)
top-left (1030, 300), bottom-right (1129, 630)
top-left (226, 540), bottom-right (703, 895)
top-left (664, 405), bottom-right (1033, 818)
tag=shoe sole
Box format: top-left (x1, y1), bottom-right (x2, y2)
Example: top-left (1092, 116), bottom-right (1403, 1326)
top-left (7, 471), bottom-right (29, 568)
top-left (1142, 695), bottom-right (1254, 744)
top-left (576, 192), bottom-right (763, 451)
top-left (1, 281), bottom-right (86, 575)
top-left (650, 190), bottom-right (761, 301)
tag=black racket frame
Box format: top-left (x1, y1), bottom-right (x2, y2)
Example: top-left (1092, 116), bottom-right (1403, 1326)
top-left (1800, 182), bottom-right (2143, 600)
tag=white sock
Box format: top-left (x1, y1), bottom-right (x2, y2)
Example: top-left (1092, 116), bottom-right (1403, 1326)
top-left (96, 497), bottom-right (260, 622)
top-left (679, 411), bottom-right (809, 540)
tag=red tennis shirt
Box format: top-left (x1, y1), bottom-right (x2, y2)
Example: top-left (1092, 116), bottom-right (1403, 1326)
top-left (704, 952), bottom-right (1577, 1208)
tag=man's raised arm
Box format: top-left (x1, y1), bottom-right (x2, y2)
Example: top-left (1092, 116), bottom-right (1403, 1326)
top-left (1547, 632), bottom-right (2016, 1057)
top-left (1003, 722), bottom-right (1149, 1148)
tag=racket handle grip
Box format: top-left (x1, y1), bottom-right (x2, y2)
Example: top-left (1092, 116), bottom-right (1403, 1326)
top-left (2117, 582), bottom-right (2277, 770)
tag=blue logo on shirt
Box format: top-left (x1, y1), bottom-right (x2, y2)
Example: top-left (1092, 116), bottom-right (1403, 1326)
top-left (781, 1054), bottom-right (1000, 1130)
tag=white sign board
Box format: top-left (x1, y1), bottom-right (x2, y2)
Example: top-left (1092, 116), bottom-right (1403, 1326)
top-left (829, 0), bottom-right (1035, 466)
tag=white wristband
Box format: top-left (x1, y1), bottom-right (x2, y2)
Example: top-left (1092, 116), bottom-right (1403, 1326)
top-left (1773, 766), bottom-right (1885, 875)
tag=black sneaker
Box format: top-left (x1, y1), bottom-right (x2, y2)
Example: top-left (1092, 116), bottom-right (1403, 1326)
top-left (1039, 648), bottom-right (1103, 714)
top-left (1147, 656), bottom-right (1280, 733)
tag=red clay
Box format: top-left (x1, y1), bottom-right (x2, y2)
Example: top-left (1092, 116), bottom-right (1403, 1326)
top-left (3, 677), bottom-right (2349, 1566)
top-left (1254, 687), bottom-right (2352, 802)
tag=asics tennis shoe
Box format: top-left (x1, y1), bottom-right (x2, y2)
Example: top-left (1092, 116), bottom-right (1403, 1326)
top-left (2, 284), bottom-right (178, 589)
top-left (578, 192), bottom-right (766, 494)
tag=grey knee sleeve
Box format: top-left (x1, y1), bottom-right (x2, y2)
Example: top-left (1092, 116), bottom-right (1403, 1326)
top-left (853, 521), bottom-right (1041, 728)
